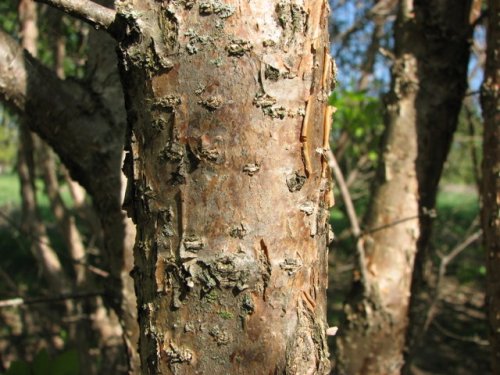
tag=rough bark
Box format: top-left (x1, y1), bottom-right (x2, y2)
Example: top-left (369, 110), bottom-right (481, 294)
top-left (481, 0), bottom-right (500, 372)
top-left (334, 1), bottom-right (472, 374)
top-left (115, 0), bottom-right (334, 373)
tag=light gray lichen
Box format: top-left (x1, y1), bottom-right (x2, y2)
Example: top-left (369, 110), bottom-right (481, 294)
top-left (227, 38), bottom-right (252, 56)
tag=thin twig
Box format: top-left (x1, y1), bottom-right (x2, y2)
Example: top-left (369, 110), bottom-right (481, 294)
top-left (440, 229), bottom-right (482, 269)
top-left (326, 150), bottom-right (361, 238)
top-left (0, 210), bottom-right (109, 278)
top-left (432, 320), bottom-right (489, 347)
top-left (323, 148), bottom-right (368, 285)
top-left (0, 291), bottom-right (105, 308)
top-left (423, 226), bottom-right (482, 332)
top-left (36, 0), bottom-right (116, 33)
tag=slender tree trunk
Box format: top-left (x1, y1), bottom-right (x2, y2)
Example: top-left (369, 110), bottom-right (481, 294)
top-left (334, 1), bottom-right (472, 374)
top-left (38, 144), bottom-right (88, 284)
top-left (83, 18), bottom-right (140, 372)
top-left (17, 2), bottom-right (97, 373)
top-left (116, 0), bottom-right (334, 372)
top-left (357, 0), bottom-right (395, 91)
top-left (403, 0), bottom-right (473, 369)
top-left (17, 128), bottom-right (71, 294)
top-left (18, 0), bottom-right (71, 296)
top-left (481, 0), bottom-right (500, 372)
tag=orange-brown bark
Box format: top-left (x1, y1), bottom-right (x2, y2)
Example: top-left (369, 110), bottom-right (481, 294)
top-left (117, 0), bottom-right (334, 372)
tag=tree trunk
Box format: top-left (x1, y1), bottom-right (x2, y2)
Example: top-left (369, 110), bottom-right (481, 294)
top-left (38, 143), bottom-right (88, 285)
top-left (481, 0), bottom-right (500, 372)
top-left (84, 22), bottom-right (140, 372)
top-left (334, 1), bottom-right (472, 374)
top-left (116, 0), bottom-right (333, 372)
top-left (403, 0), bottom-right (474, 368)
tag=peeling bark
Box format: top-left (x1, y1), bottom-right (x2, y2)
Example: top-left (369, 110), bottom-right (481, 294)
top-left (116, 0), bottom-right (333, 372)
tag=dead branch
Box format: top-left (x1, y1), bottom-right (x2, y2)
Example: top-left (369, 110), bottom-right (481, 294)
top-left (35, 0), bottom-right (116, 33)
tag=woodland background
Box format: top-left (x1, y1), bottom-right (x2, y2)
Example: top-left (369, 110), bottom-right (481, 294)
top-left (0, 0), bottom-right (496, 374)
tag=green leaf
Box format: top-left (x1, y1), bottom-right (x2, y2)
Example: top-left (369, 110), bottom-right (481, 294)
top-left (368, 151), bottom-right (378, 162)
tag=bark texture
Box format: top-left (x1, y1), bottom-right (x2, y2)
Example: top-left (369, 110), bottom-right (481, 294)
top-left (117, 0), bottom-right (334, 373)
top-left (335, 1), bottom-right (472, 374)
top-left (481, 0), bottom-right (500, 372)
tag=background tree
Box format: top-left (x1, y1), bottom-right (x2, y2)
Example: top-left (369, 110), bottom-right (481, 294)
top-left (481, 0), bottom-right (500, 371)
top-left (333, 1), bottom-right (474, 373)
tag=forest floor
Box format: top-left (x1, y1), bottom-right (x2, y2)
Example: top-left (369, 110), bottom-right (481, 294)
top-left (327, 263), bottom-right (490, 374)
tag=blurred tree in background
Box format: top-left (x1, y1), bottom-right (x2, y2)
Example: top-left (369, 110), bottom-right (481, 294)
top-left (0, 0), bottom-right (497, 374)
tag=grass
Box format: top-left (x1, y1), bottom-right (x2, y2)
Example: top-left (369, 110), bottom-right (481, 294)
top-left (0, 172), bottom-right (73, 211)
top-left (434, 188), bottom-right (483, 284)
top-left (435, 188), bottom-right (479, 227)
top-left (0, 173), bottom-right (20, 206)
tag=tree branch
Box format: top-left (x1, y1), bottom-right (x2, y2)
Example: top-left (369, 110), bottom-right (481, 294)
top-left (0, 28), bottom-right (122, 199)
top-left (36, 0), bottom-right (116, 33)
top-left (324, 148), bottom-right (369, 286)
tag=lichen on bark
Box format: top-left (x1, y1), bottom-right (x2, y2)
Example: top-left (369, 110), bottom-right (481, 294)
top-left (116, 0), bottom-right (334, 373)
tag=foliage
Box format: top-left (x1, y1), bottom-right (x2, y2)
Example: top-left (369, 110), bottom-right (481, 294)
top-left (0, 0), bottom-right (18, 36)
top-left (0, 174), bottom-right (20, 206)
top-left (330, 89), bottom-right (384, 163)
top-left (328, 89), bottom-right (384, 213)
top-left (37, 9), bottom-right (90, 78)
top-left (3, 349), bottom-right (79, 375)
top-left (441, 104), bottom-right (483, 186)
top-left (0, 110), bottom-right (17, 173)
